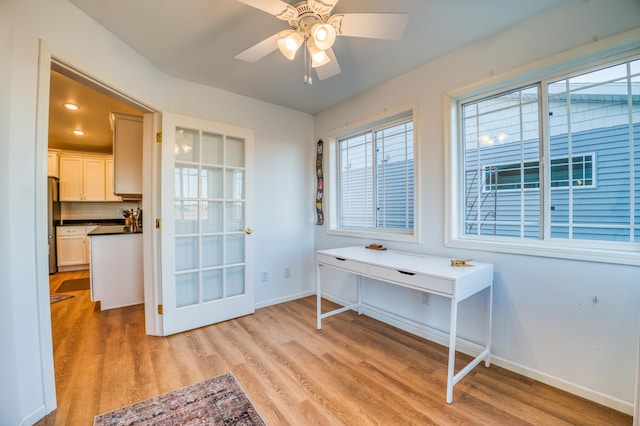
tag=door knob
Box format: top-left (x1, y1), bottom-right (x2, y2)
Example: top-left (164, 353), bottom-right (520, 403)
top-left (244, 228), bottom-right (253, 235)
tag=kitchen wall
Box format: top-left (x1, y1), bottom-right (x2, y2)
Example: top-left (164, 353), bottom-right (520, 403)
top-left (61, 201), bottom-right (141, 222)
top-left (314, 0), bottom-right (640, 415)
top-left (2, 0), bottom-right (315, 424)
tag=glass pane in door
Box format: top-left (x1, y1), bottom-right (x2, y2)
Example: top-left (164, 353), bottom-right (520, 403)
top-left (225, 235), bottom-right (244, 264)
top-left (202, 132), bottom-right (223, 165)
top-left (202, 167), bottom-right (223, 198)
top-left (175, 128), bottom-right (198, 162)
top-left (226, 266), bottom-right (244, 297)
top-left (225, 137), bottom-right (245, 167)
top-left (176, 272), bottom-right (198, 308)
top-left (202, 269), bottom-right (223, 302)
top-left (175, 237), bottom-right (198, 271)
top-left (173, 126), bottom-right (247, 309)
top-left (225, 169), bottom-right (244, 200)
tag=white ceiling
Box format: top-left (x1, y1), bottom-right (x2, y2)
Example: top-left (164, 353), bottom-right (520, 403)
top-left (50, 0), bottom-right (572, 153)
top-left (67, 0), bottom-right (571, 115)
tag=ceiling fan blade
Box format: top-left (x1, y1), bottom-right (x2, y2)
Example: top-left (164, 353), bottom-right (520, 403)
top-left (329, 13), bottom-right (409, 40)
top-left (234, 32), bottom-right (282, 63)
top-left (315, 49), bottom-right (341, 80)
top-left (308, 0), bottom-right (340, 15)
top-left (235, 0), bottom-right (298, 20)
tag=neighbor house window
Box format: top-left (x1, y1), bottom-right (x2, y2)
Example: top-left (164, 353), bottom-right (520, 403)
top-left (483, 154), bottom-right (595, 192)
top-left (330, 109), bottom-right (416, 240)
top-left (449, 52), bottom-right (640, 264)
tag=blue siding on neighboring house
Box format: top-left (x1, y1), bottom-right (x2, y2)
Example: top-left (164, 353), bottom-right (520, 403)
top-left (340, 159), bottom-right (414, 229)
top-left (377, 159), bottom-right (414, 229)
top-left (465, 122), bottom-right (640, 241)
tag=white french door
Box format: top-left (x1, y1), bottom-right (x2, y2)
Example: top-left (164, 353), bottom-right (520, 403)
top-left (160, 112), bottom-right (254, 335)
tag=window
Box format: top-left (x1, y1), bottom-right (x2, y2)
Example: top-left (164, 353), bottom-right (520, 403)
top-left (483, 154), bottom-right (595, 192)
top-left (450, 52), bottom-right (640, 264)
top-left (331, 110), bottom-right (416, 240)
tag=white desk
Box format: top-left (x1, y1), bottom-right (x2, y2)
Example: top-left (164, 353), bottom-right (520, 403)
top-left (316, 246), bottom-right (493, 404)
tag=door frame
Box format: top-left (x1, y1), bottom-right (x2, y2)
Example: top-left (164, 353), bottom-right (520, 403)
top-left (35, 40), bottom-right (161, 414)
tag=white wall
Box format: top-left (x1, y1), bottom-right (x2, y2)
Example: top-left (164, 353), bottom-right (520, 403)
top-left (314, 0), bottom-right (640, 415)
top-left (0, 2), bottom-right (20, 424)
top-left (1, 0), bottom-right (314, 424)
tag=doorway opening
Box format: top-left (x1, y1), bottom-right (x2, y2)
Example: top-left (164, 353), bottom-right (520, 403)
top-left (37, 52), bottom-right (160, 415)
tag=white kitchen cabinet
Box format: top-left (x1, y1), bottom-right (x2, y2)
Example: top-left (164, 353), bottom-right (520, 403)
top-left (56, 225), bottom-right (98, 271)
top-left (59, 156), bottom-right (83, 201)
top-left (111, 112), bottom-right (143, 197)
top-left (83, 158), bottom-right (106, 201)
top-left (47, 150), bottom-right (60, 178)
top-left (59, 155), bottom-right (106, 201)
top-left (104, 158), bottom-right (121, 201)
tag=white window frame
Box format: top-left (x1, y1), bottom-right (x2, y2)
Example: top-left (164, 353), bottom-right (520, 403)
top-left (444, 30), bottom-right (640, 266)
top-left (326, 104), bottom-right (419, 243)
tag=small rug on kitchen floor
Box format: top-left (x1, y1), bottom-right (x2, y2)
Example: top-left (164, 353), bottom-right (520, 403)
top-left (93, 372), bottom-right (266, 426)
top-left (50, 293), bottom-right (74, 304)
top-left (56, 277), bottom-right (90, 292)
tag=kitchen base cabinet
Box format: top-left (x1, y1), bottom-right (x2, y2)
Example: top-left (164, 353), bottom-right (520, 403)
top-left (89, 233), bottom-right (143, 310)
top-left (56, 225), bottom-right (98, 271)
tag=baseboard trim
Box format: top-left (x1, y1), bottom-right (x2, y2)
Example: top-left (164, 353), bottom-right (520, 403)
top-left (255, 290), bottom-right (315, 310)
top-left (320, 294), bottom-right (634, 416)
top-left (20, 404), bottom-right (47, 426)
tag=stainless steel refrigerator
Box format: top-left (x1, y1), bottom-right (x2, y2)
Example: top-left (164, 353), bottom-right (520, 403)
top-left (48, 177), bottom-right (61, 274)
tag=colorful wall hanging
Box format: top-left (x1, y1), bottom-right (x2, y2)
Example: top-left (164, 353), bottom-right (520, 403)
top-left (316, 139), bottom-right (324, 225)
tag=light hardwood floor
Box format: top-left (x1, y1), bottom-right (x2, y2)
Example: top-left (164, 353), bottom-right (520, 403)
top-left (38, 270), bottom-right (632, 425)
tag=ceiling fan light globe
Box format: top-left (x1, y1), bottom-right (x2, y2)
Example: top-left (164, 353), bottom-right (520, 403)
top-left (307, 42), bottom-right (331, 68)
top-left (311, 23), bottom-right (336, 50)
top-left (277, 31), bottom-right (303, 60)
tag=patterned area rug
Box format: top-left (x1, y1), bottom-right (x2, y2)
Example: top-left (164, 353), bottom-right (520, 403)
top-left (93, 372), bottom-right (266, 425)
top-left (50, 293), bottom-right (74, 304)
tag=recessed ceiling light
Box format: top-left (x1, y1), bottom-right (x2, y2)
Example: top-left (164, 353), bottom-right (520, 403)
top-left (72, 129), bottom-right (85, 136)
top-left (64, 103), bottom-right (79, 110)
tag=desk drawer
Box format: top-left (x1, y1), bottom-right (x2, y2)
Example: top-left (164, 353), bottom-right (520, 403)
top-left (369, 265), bottom-right (453, 295)
top-left (317, 253), bottom-right (369, 275)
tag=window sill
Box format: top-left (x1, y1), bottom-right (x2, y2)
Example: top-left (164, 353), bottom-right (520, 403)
top-left (327, 228), bottom-right (418, 244)
top-left (446, 237), bottom-right (640, 266)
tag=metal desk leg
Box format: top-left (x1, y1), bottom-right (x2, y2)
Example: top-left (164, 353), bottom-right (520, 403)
top-left (446, 298), bottom-right (458, 404)
top-left (485, 283), bottom-right (493, 368)
top-left (316, 263), bottom-right (322, 330)
top-left (357, 275), bottom-right (362, 315)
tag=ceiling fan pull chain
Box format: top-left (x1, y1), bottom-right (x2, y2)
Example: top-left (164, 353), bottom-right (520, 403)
top-left (304, 37), bottom-right (312, 86)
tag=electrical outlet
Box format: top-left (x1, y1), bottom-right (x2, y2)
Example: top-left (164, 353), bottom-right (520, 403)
top-left (284, 267), bottom-right (291, 278)
top-left (422, 293), bottom-right (430, 305)
top-left (261, 272), bottom-right (268, 282)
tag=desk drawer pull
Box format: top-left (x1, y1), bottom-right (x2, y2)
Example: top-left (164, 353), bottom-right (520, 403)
top-left (398, 270), bottom-right (415, 276)
top-left (335, 257), bottom-right (347, 261)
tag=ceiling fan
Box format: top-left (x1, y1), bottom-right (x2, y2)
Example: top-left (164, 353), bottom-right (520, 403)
top-left (234, 0), bottom-right (409, 83)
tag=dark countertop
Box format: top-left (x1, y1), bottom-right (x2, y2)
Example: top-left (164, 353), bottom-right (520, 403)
top-left (88, 225), bottom-right (143, 236)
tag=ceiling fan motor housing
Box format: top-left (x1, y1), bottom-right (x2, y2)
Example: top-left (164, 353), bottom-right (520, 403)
top-left (289, 2), bottom-right (330, 37)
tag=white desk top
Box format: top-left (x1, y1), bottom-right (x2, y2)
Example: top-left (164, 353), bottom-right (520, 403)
top-left (317, 246), bottom-right (493, 282)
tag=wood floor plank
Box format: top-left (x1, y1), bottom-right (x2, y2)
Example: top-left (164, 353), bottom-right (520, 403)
top-left (37, 271), bottom-right (633, 425)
